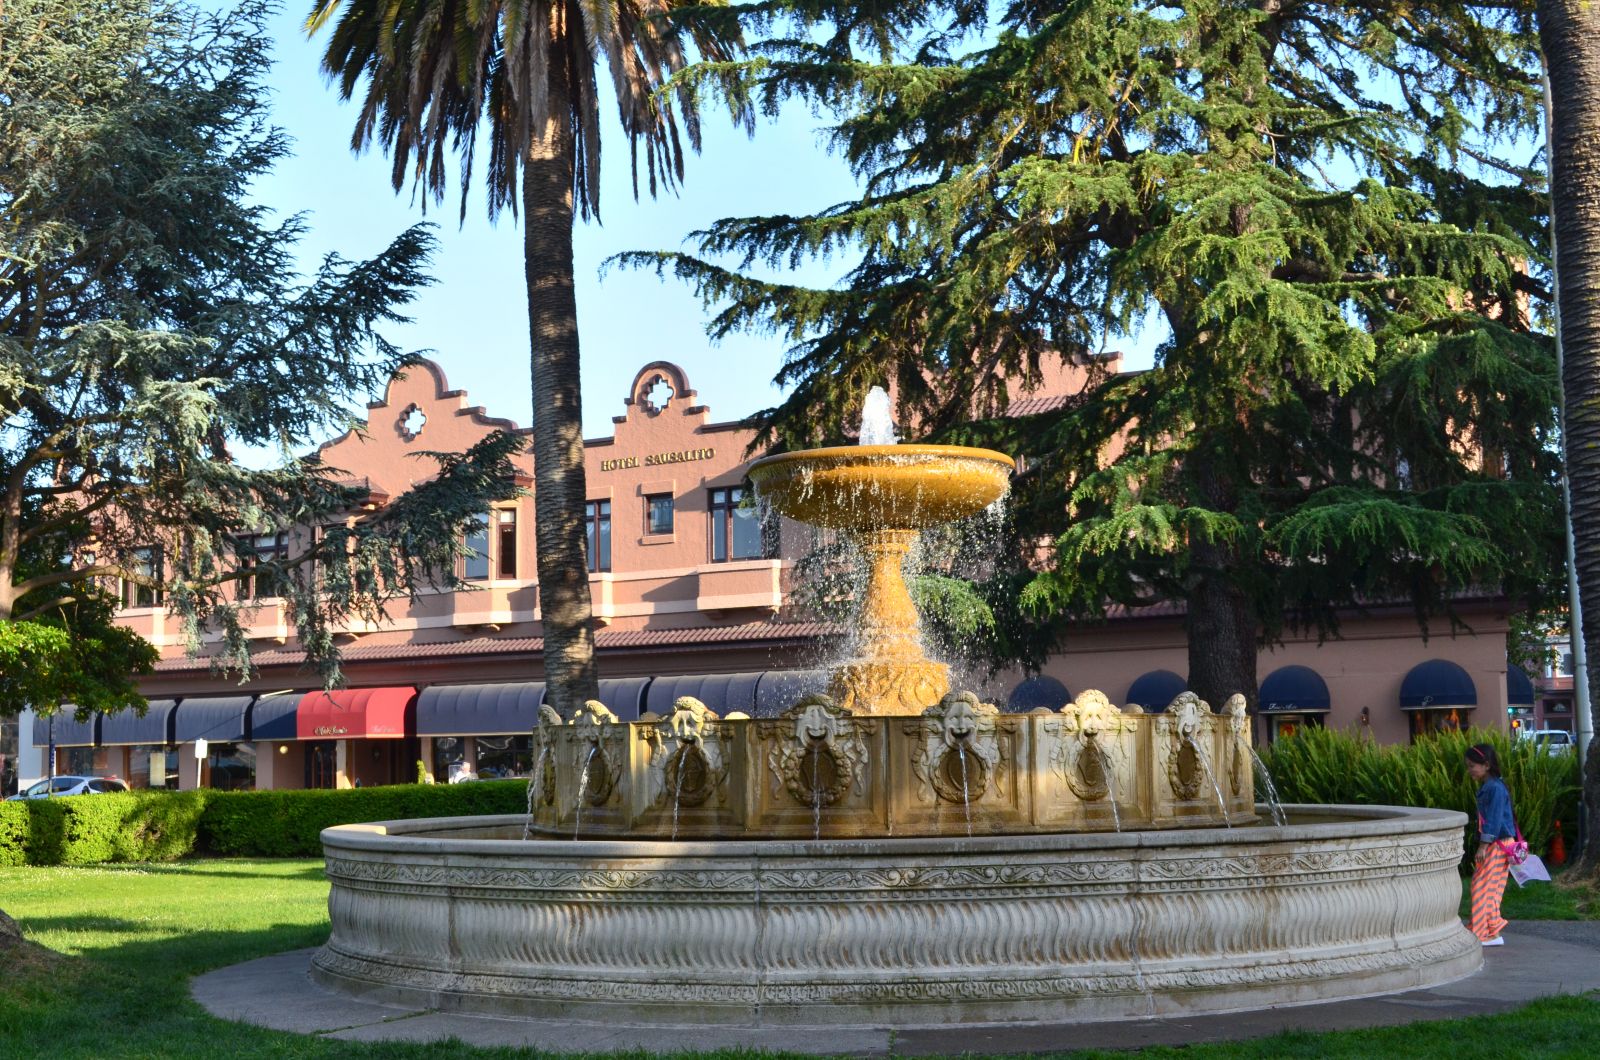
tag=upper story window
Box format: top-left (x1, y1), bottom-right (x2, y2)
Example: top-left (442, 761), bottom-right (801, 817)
top-left (121, 546), bottom-right (163, 609)
top-left (646, 493), bottom-right (674, 536)
top-left (709, 487), bottom-right (766, 562)
top-left (496, 509), bottom-right (518, 579)
top-left (237, 533), bottom-right (286, 600)
top-left (586, 500), bottom-right (612, 573)
top-left (463, 514), bottom-right (490, 581)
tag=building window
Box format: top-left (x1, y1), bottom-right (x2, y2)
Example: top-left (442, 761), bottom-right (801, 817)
top-left (237, 533), bottom-right (286, 599)
top-left (710, 487), bottom-right (765, 562)
top-left (646, 493), bottom-right (674, 535)
top-left (496, 509), bottom-right (518, 579)
top-left (475, 735), bottom-right (533, 778)
top-left (121, 546), bottom-right (163, 609)
top-left (463, 514), bottom-right (490, 581)
top-left (586, 500), bottom-right (612, 572)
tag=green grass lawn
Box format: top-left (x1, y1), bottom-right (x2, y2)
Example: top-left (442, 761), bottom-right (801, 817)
top-left (1, 859), bottom-right (1597, 1058)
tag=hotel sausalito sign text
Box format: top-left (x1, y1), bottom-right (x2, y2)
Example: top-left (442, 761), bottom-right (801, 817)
top-left (600, 447), bottom-right (715, 473)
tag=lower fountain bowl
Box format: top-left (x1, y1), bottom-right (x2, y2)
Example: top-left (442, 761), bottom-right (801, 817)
top-left (313, 805), bottom-right (1480, 1026)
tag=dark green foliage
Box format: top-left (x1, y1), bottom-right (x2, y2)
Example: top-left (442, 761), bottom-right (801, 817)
top-left (197, 781), bottom-right (527, 858)
top-left (0, 0), bottom-right (526, 710)
top-left (631, 0), bottom-right (1563, 700)
top-left (0, 781), bottom-right (526, 865)
top-left (1260, 726), bottom-right (1580, 866)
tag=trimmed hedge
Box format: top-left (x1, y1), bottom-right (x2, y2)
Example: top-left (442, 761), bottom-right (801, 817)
top-left (199, 781), bottom-right (527, 857)
top-left (0, 780), bottom-right (526, 866)
top-left (1259, 726), bottom-right (1581, 865)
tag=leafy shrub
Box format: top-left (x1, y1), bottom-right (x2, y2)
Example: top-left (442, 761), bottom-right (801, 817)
top-left (0, 780), bottom-right (526, 865)
top-left (197, 780), bottom-right (527, 857)
top-left (1259, 726), bottom-right (1580, 865)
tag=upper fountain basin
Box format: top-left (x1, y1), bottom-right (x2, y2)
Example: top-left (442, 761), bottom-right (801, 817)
top-left (747, 444), bottom-right (1016, 530)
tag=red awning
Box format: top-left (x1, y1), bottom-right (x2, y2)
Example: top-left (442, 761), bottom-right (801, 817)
top-left (296, 687), bottom-right (416, 740)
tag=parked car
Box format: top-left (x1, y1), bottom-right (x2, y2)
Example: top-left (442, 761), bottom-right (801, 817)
top-left (3, 775), bottom-right (130, 800)
top-left (1518, 729), bottom-right (1576, 755)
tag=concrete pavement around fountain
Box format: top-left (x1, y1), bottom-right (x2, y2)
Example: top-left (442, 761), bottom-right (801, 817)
top-left (192, 920), bottom-right (1600, 1054)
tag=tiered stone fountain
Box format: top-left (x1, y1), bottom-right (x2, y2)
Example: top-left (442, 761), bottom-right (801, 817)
top-left (313, 404), bottom-right (1480, 1026)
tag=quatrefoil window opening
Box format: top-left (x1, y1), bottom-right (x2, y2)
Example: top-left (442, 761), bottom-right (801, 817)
top-left (399, 403), bottom-right (427, 441)
top-left (641, 374), bottom-right (675, 414)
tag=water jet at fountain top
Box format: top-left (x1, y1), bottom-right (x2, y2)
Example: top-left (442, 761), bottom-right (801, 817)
top-left (747, 388), bottom-right (1014, 714)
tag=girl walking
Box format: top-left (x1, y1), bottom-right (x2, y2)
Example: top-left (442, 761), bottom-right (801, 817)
top-left (1465, 743), bottom-right (1516, 946)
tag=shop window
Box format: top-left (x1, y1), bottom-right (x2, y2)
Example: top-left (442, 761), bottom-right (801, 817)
top-left (474, 735), bottom-right (533, 779)
top-left (305, 740), bottom-right (337, 789)
top-left (586, 500), bottom-right (612, 572)
top-left (646, 494), bottom-right (674, 536)
top-left (129, 746), bottom-right (178, 790)
top-left (236, 532), bottom-right (287, 599)
top-left (432, 737), bottom-right (468, 782)
top-left (121, 546), bottom-right (163, 608)
top-left (59, 746), bottom-right (105, 775)
top-left (463, 515), bottom-right (490, 581)
top-left (496, 509), bottom-right (518, 579)
top-left (709, 487), bottom-right (767, 562)
top-left (206, 743), bottom-right (256, 791)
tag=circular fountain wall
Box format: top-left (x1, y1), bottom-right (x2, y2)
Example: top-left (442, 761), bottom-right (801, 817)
top-left (313, 805), bottom-right (1480, 1025)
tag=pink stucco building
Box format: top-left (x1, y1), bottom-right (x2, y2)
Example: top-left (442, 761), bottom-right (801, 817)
top-left (31, 357), bottom-right (1518, 791)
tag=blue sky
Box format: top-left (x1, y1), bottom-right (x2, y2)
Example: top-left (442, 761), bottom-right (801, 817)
top-left (247, 5), bottom-right (1162, 456)
top-left (252, 5), bottom-right (858, 444)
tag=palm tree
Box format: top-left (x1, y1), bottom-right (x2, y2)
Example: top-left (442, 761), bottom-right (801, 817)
top-left (307, 0), bottom-right (745, 715)
top-left (1537, 0), bottom-right (1600, 874)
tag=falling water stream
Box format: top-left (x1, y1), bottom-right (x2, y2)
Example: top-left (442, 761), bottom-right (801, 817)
top-left (1188, 736), bottom-right (1232, 827)
top-left (810, 743), bottom-right (823, 841)
top-left (1250, 747), bottom-right (1290, 827)
top-left (670, 747), bottom-right (688, 842)
top-left (573, 745), bottom-right (597, 840)
top-left (956, 744), bottom-right (974, 838)
top-left (1095, 743), bottom-right (1122, 833)
top-left (523, 744), bottom-right (552, 840)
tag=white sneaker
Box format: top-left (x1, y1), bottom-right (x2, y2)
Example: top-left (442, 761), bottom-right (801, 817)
top-left (1481, 936), bottom-right (1505, 947)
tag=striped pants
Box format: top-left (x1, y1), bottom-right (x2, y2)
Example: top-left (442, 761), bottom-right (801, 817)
top-left (1470, 845), bottom-right (1510, 941)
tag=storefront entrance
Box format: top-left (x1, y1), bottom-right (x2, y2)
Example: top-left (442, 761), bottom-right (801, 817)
top-left (305, 740), bottom-right (337, 789)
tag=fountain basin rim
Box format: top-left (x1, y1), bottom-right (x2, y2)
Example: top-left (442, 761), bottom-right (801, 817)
top-left (747, 443), bottom-right (1017, 477)
top-left (321, 803), bottom-right (1467, 858)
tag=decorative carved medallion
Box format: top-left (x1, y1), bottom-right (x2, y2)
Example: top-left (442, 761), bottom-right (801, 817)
top-left (644, 696), bottom-right (729, 810)
top-left (1156, 692), bottom-right (1214, 802)
top-left (906, 691), bottom-right (1005, 805)
top-left (764, 694), bottom-right (870, 808)
top-left (1050, 690), bottom-right (1132, 802)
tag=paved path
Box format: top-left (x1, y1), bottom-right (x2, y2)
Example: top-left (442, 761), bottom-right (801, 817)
top-left (191, 922), bottom-right (1600, 1055)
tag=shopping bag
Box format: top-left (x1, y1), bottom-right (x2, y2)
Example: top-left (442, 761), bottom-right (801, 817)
top-left (1509, 853), bottom-right (1551, 887)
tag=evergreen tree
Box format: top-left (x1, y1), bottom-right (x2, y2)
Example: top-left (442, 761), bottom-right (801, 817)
top-left (627, 0), bottom-right (1563, 716)
top-left (0, 0), bottom-right (523, 717)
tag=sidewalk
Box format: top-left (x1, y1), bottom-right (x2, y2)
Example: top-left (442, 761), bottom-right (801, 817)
top-left (191, 921), bottom-right (1600, 1055)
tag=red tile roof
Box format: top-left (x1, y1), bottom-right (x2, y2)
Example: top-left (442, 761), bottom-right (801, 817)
top-left (152, 621), bottom-right (840, 673)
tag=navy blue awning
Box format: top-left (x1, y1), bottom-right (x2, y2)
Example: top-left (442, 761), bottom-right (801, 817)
top-left (1506, 665), bottom-right (1535, 706)
top-left (1006, 675), bottom-right (1071, 713)
top-left (1258, 666), bottom-right (1331, 713)
top-left (754, 670), bottom-right (831, 717)
top-left (595, 677), bottom-right (651, 721)
top-left (1125, 670), bottom-right (1187, 712)
top-left (32, 710), bottom-right (99, 746)
top-left (417, 682), bottom-right (545, 736)
top-left (646, 672), bottom-right (763, 717)
top-left (249, 692), bottom-right (301, 741)
top-left (101, 700), bottom-right (178, 745)
top-left (1399, 660), bottom-right (1478, 710)
top-left (173, 696), bottom-right (252, 743)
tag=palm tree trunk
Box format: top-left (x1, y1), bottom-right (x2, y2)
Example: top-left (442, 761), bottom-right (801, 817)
top-left (1539, 0), bottom-right (1600, 875)
top-left (524, 53), bottom-right (600, 717)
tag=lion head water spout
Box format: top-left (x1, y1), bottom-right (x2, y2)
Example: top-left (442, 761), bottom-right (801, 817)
top-left (747, 405), bottom-right (1014, 715)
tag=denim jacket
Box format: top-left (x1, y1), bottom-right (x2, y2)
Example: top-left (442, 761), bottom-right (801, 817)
top-left (1476, 776), bottom-right (1516, 843)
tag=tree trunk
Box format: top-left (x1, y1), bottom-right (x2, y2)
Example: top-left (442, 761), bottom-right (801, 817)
top-left (1539, 0), bottom-right (1600, 876)
top-left (523, 47), bottom-right (600, 718)
top-left (1185, 451), bottom-right (1261, 729)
